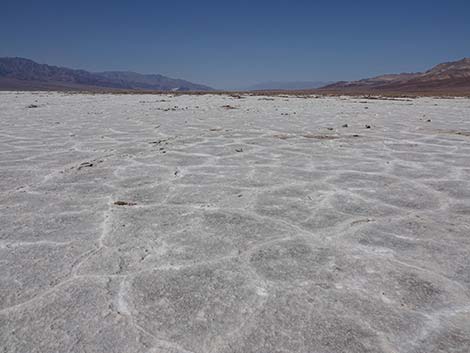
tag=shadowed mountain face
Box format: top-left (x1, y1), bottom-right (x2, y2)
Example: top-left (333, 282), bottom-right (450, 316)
top-left (322, 58), bottom-right (470, 92)
top-left (0, 57), bottom-right (213, 91)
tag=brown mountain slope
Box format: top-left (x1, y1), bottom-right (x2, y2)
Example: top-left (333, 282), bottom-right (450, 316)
top-left (322, 58), bottom-right (470, 92)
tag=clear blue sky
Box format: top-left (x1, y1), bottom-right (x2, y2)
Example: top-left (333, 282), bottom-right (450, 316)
top-left (1, 0), bottom-right (469, 89)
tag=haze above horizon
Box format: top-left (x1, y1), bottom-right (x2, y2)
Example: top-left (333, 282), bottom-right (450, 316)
top-left (1, 0), bottom-right (469, 89)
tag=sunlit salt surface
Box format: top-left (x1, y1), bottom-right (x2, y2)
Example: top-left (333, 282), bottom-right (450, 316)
top-left (1, 92), bottom-right (470, 352)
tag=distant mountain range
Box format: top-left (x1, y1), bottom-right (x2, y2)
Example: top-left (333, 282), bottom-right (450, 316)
top-left (245, 81), bottom-right (332, 91)
top-left (0, 57), bottom-right (213, 91)
top-left (1, 56), bottom-right (469, 93)
top-left (321, 58), bottom-right (470, 92)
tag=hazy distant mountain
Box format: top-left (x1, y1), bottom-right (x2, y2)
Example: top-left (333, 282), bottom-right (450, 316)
top-left (246, 81), bottom-right (332, 91)
top-left (95, 71), bottom-right (212, 91)
top-left (322, 58), bottom-right (470, 92)
top-left (0, 57), bottom-right (213, 91)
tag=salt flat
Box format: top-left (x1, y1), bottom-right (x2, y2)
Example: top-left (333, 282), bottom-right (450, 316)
top-left (0, 92), bottom-right (469, 353)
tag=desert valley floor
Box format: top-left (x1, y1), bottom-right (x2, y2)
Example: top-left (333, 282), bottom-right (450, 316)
top-left (1, 92), bottom-right (470, 353)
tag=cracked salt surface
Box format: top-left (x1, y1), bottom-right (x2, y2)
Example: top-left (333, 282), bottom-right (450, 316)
top-left (1, 91), bottom-right (470, 352)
